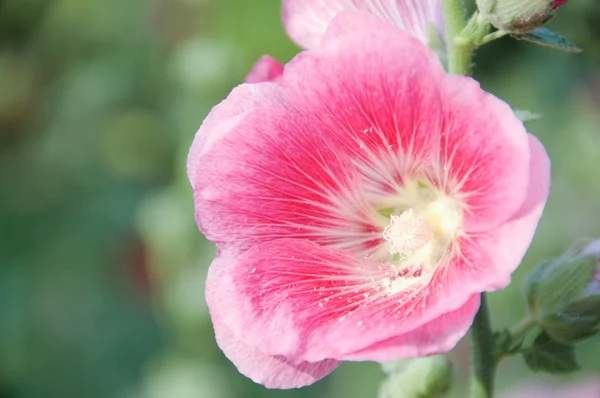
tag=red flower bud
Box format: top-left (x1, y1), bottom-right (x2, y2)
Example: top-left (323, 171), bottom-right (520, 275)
top-left (552, 0), bottom-right (568, 9)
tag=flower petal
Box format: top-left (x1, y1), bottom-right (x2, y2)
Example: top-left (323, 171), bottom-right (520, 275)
top-left (245, 55), bottom-right (284, 83)
top-left (206, 253), bottom-right (340, 388)
top-left (187, 82), bottom-right (283, 182)
top-left (340, 294), bottom-right (480, 361)
top-left (453, 134), bottom-right (550, 291)
top-left (191, 102), bottom-right (383, 257)
top-left (282, 0), bottom-right (444, 49)
top-left (214, 239), bottom-right (476, 362)
top-left (437, 75), bottom-right (532, 232)
top-left (280, 11), bottom-right (447, 201)
top-left (420, 135), bottom-right (549, 310)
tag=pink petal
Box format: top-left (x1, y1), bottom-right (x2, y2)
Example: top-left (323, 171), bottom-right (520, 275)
top-left (282, 0), bottom-right (444, 49)
top-left (279, 12), bottom-right (447, 200)
top-left (245, 55), bottom-right (284, 83)
top-left (437, 75), bottom-right (531, 232)
top-left (340, 294), bottom-right (480, 361)
top-left (420, 135), bottom-right (549, 306)
top-left (213, 239), bottom-right (478, 363)
top-left (187, 83), bottom-right (283, 182)
top-left (451, 135), bottom-right (550, 292)
top-left (206, 253), bottom-right (340, 388)
top-left (190, 103), bottom-right (381, 257)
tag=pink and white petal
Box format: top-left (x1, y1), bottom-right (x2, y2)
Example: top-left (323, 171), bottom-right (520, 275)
top-left (424, 135), bottom-right (550, 305)
top-left (452, 134), bottom-right (550, 291)
top-left (216, 238), bottom-right (476, 363)
top-left (193, 106), bottom-right (381, 256)
top-left (245, 55), bottom-right (284, 83)
top-left (206, 253), bottom-right (340, 388)
top-left (187, 82), bottom-right (283, 182)
top-left (282, 0), bottom-right (444, 49)
top-left (435, 75), bottom-right (532, 232)
top-left (280, 11), bottom-right (447, 200)
top-left (339, 294), bottom-right (480, 361)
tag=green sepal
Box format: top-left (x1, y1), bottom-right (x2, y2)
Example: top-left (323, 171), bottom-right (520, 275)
top-left (522, 331), bottom-right (580, 374)
top-left (566, 294), bottom-right (600, 318)
top-left (522, 260), bottom-right (551, 309)
top-left (540, 312), bottom-right (600, 343)
top-left (533, 255), bottom-right (597, 314)
top-left (493, 329), bottom-right (524, 360)
top-left (517, 28), bottom-right (583, 53)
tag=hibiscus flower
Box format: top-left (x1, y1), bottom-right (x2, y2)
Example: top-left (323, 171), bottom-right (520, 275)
top-left (187, 10), bottom-right (550, 389)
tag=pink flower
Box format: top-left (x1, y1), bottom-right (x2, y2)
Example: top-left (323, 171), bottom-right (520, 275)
top-left (247, 0), bottom-right (445, 83)
top-left (498, 379), bottom-right (600, 398)
top-left (188, 11), bottom-right (550, 389)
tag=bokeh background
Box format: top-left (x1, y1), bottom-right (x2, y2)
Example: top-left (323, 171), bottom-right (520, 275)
top-left (1, 0), bottom-right (599, 397)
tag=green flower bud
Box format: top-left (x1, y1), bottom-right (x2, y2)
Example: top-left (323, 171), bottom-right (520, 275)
top-left (523, 240), bottom-right (600, 343)
top-left (379, 356), bottom-right (455, 398)
top-left (477, 0), bottom-right (569, 34)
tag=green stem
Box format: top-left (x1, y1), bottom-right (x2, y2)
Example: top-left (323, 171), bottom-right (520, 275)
top-left (470, 293), bottom-right (496, 398)
top-left (479, 30), bottom-right (509, 45)
top-left (509, 315), bottom-right (537, 344)
top-left (442, 0), bottom-right (473, 75)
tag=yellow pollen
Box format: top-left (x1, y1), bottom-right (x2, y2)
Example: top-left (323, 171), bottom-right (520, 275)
top-left (425, 200), bottom-right (462, 238)
top-left (383, 208), bottom-right (434, 257)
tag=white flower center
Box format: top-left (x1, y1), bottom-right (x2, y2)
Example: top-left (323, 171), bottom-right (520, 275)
top-left (383, 209), bottom-right (433, 258)
top-left (382, 199), bottom-right (462, 267)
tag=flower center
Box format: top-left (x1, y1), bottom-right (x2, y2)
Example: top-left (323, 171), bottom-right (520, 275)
top-left (383, 208), bottom-right (433, 258)
top-left (381, 197), bottom-right (462, 267)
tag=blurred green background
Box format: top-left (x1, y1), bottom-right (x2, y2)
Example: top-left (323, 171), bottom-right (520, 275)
top-left (0, 0), bottom-right (599, 397)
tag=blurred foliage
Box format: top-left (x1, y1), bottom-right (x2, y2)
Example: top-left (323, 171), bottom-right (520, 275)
top-left (0, 0), bottom-right (599, 397)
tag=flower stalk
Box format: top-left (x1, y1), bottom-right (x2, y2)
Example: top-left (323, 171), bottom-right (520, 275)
top-left (470, 293), bottom-right (497, 398)
top-left (442, 0), bottom-right (472, 75)
top-left (509, 315), bottom-right (537, 344)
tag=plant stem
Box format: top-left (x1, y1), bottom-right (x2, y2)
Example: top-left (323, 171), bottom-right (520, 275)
top-left (509, 315), bottom-right (537, 344)
top-left (480, 30), bottom-right (509, 45)
top-left (470, 293), bottom-right (496, 398)
top-left (442, 0), bottom-right (473, 75)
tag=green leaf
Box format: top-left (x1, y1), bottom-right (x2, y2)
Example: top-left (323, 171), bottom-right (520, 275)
top-left (522, 331), bottom-right (580, 374)
top-left (517, 28), bottom-right (583, 53)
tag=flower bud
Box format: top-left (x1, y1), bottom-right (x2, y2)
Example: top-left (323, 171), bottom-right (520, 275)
top-left (477, 0), bottom-right (569, 34)
top-left (379, 356), bottom-right (455, 398)
top-left (523, 240), bottom-right (600, 343)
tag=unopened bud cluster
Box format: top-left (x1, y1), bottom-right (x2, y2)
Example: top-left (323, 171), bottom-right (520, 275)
top-left (477, 0), bottom-right (569, 34)
top-left (524, 240), bottom-right (600, 343)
